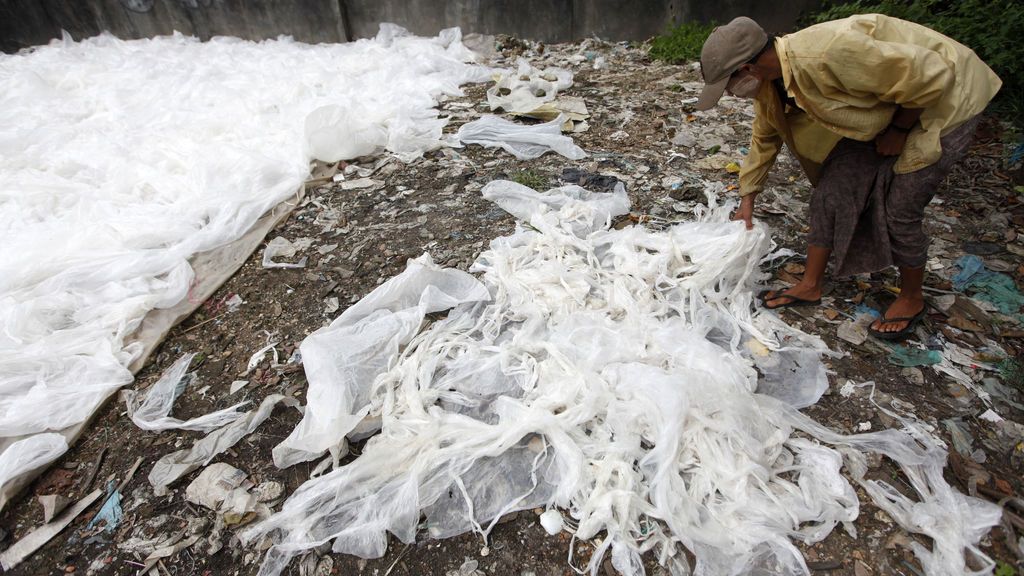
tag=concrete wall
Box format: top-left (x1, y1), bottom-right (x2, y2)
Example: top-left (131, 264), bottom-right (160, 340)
top-left (1, 0), bottom-right (822, 53)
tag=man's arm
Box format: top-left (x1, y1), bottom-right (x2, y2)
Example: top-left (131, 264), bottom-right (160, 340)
top-left (734, 99), bottom-right (783, 229)
top-left (876, 105), bottom-right (924, 156)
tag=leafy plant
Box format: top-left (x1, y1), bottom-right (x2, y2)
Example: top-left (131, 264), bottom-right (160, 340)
top-left (1000, 357), bottom-right (1024, 392)
top-left (649, 21), bottom-right (716, 65)
top-left (994, 561), bottom-right (1017, 576)
top-left (510, 169), bottom-right (549, 191)
top-left (805, 0), bottom-right (1024, 127)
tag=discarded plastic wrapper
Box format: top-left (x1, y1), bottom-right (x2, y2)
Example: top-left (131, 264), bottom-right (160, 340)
top-left (262, 237), bottom-right (314, 269)
top-left (149, 394), bottom-right (301, 494)
top-left (243, 180), bottom-right (1000, 576)
top-left (486, 59), bottom-right (573, 114)
top-left (124, 353), bottom-right (247, 432)
top-left (0, 23), bottom-right (493, 499)
top-left (455, 115), bottom-right (587, 161)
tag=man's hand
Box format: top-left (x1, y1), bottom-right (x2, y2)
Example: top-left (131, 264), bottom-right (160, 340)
top-left (732, 193), bottom-right (758, 230)
top-left (875, 128), bottom-right (909, 156)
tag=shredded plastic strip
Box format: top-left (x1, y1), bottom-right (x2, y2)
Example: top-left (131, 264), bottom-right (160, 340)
top-left (124, 353), bottom-right (247, 432)
top-left (243, 181), bottom-right (999, 576)
top-left (0, 25), bottom-right (491, 502)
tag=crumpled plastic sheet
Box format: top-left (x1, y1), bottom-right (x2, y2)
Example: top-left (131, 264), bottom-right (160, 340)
top-left (456, 115), bottom-right (587, 160)
top-left (271, 256), bottom-right (492, 469)
top-left (149, 394), bottom-right (301, 495)
top-left (124, 353), bottom-right (247, 432)
top-left (0, 24), bottom-right (491, 501)
top-left (0, 434), bottom-right (67, 510)
top-left (486, 59), bottom-right (573, 114)
top-left (242, 180), bottom-right (1001, 576)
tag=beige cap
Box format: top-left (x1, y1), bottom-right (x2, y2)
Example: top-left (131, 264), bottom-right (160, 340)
top-left (695, 17), bottom-right (768, 110)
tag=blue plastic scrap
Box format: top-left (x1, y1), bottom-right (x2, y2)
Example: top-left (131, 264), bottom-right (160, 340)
top-left (951, 255), bottom-right (1024, 316)
top-left (887, 345), bottom-right (942, 367)
top-left (87, 480), bottom-right (122, 534)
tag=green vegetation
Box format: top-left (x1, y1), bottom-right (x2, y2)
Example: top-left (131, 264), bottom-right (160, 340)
top-left (995, 561), bottom-right (1017, 576)
top-left (806, 0), bottom-right (1024, 126)
top-left (648, 21), bottom-right (715, 65)
top-left (510, 169), bottom-right (549, 191)
top-left (999, 357), bottom-right (1024, 392)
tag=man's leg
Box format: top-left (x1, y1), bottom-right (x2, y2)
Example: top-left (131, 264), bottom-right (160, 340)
top-left (872, 118), bottom-right (980, 333)
top-left (872, 266), bottom-right (926, 333)
top-left (763, 245), bottom-right (830, 306)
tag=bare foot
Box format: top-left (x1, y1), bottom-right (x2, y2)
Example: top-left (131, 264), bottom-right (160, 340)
top-left (761, 283), bottom-right (822, 309)
top-left (871, 296), bottom-right (925, 333)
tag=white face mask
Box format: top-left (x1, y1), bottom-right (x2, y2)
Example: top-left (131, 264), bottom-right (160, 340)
top-left (726, 73), bottom-right (761, 99)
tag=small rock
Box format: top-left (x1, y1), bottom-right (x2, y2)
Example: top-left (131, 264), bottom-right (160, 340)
top-left (480, 546), bottom-right (490, 557)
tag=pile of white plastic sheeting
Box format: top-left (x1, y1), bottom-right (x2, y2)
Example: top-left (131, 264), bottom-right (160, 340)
top-left (487, 59), bottom-right (574, 113)
top-left (0, 25), bottom-right (492, 505)
top-left (244, 181), bottom-right (1000, 576)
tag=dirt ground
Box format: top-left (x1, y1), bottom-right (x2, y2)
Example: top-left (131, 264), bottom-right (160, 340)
top-left (2, 36), bottom-right (1022, 576)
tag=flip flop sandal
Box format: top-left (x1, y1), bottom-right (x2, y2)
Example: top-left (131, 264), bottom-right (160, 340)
top-left (868, 308), bottom-right (926, 342)
top-left (757, 290), bottom-right (822, 310)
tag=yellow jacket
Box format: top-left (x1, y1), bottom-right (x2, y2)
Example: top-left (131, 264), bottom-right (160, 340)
top-left (739, 14), bottom-right (1002, 197)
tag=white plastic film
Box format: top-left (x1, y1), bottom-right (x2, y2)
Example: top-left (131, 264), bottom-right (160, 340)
top-left (124, 353), bottom-right (246, 432)
top-left (243, 180), bottom-right (999, 576)
top-left (456, 115), bottom-right (587, 160)
top-left (0, 25), bottom-right (490, 503)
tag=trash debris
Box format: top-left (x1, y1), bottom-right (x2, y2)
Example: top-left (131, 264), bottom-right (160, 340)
top-left (38, 494), bottom-right (71, 524)
top-left (486, 59), bottom-right (572, 114)
top-left (539, 509), bottom-right (563, 535)
top-left (124, 354), bottom-right (246, 432)
top-left (86, 480), bottom-right (123, 534)
top-left (149, 394), bottom-right (300, 493)
top-left (271, 255), bottom-right (491, 469)
top-left (513, 96), bottom-right (590, 132)
top-left (560, 168), bottom-right (621, 194)
top-left (0, 489), bottom-right (103, 570)
top-left (456, 115), bottom-right (586, 160)
top-left (262, 237), bottom-right (314, 269)
top-left (0, 24), bottom-right (495, 504)
top-left (230, 380), bottom-right (250, 395)
top-left (838, 313), bottom-right (876, 346)
top-left (887, 345), bottom-right (943, 367)
top-left (952, 255), bottom-right (1024, 317)
top-left (185, 463), bottom-right (259, 525)
top-left (242, 181), bottom-right (1000, 576)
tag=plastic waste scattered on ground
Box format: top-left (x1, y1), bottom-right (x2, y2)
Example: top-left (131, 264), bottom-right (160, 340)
top-left (262, 237), bottom-right (314, 269)
top-left (149, 394), bottom-right (300, 494)
top-left (455, 115), bottom-right (586, 160)
top-left (513, 96), bottom-right (590, 133)
top-left (0, 24), bottom-right (494, 499)
top-left (241, 181), bottom-right (999, 576)
top-left (124, 354), bottom-right (246, 432)
top-left (952, 255), bottom-right (1024, 317)
top-left (0, 489), bottom-right (104, 570)
top-left (271, 255), bottom-right (491, 469)
top-left (888, 345), bottom-right (943, 367)
top-left (86, 480), bottom-right (123, 534)
top-left (486, 59), bottom-right (572, 114)
top-left (37, 494), bottom-right (70, 524)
